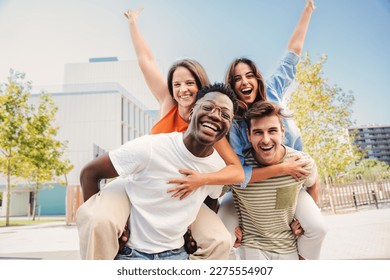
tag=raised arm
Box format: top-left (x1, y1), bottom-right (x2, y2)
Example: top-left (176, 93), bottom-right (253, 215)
top-left (287, 0), bottom-right (316, 55)
top-left (124, 8), bottom-right (175, 115)
top-left (266, 1), bottom-right (316, 110)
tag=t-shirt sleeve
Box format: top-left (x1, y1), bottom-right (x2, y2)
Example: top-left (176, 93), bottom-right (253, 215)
top-left (108, 136), bottom-right (151, 178)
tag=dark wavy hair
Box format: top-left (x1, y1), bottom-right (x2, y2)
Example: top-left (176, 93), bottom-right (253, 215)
top-left (225, 58), bottom-right (267, 119)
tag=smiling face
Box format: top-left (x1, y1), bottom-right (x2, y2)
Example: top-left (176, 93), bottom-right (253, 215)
top-left (247, 115), bottom-right (285, 166)
top-left (232, 62), bottom-right (259, 106)
top-left (187, 91), bottom-right (233, 146)
top-left (171, 66), bottom-right (199, 109)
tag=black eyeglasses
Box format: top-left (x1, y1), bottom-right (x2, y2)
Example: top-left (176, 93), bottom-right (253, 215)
top-left (200, 102), bottom-right (232, 120)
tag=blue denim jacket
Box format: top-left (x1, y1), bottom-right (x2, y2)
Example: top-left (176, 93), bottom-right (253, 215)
top-left (229, 51), bottom-right (303, 188)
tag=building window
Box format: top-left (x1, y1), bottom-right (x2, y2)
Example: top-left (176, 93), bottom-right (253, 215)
top-left (121, 98), bottom-right (125, 122)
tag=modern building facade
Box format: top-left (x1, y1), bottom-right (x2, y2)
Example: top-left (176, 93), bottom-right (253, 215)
top-left (30, 82), bottom-right (156, 187)
top-left (63, 56), bottom-right (162, 110)
top-left (349, 124), bottom-right (390, 166)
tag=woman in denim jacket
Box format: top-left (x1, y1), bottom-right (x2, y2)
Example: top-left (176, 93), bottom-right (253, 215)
top-left (219, 0), bottom-right (328, 260)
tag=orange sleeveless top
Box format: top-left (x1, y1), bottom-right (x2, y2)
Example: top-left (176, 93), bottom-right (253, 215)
top-left (150, 105), bottom-right (189, 135)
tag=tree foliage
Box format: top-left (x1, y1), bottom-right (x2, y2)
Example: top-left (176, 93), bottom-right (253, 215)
top-left (347, 159), bottom-right (390, 181)
top-left (22, 92), bottom-right (73, 220)
top-left (0, 70), bottom-right (73, 224)
top-left (287, 53), bottom-right (362, 178)
top-left (0, 70), bottom-right (32, 226)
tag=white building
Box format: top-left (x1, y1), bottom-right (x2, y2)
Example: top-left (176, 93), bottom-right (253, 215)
top-left (63, 56), bottom-right (161, 110)
top-left (31, 82), bottom-right (156, 187)
top-left (36, 57), bottom-right (159, 187)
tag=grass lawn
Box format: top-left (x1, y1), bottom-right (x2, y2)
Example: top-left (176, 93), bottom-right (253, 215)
top-left (0, 217), bottom-right (65, 227)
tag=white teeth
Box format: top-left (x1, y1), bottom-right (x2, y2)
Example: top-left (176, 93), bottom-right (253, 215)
top-left (203, 122), bottom-right (218, 131)
top-left (260, 145), bottom-right (273, 151)
top-left (241, 88), bottom-right (252, 95)
top-left (179, 93), bottom-right (192, 99)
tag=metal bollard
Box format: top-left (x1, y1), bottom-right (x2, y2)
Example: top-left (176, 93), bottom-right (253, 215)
top-left (352, 191), bottom-right (358, 209)
top-left (371, 190), bottom-right (378, 209)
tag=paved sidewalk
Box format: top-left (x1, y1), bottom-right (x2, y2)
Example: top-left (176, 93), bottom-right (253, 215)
top-left (0, 206), bottom-right (389, 260)
top-left (320, 206), bottom-right (390, 259)
top-left (0, 220), bottom-right (80, 260)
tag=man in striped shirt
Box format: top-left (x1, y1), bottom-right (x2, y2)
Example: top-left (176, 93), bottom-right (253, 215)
top-left (233, 101), bottom-right (320, 260)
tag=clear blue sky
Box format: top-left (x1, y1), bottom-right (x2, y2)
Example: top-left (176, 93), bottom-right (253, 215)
top-left (0, 0), bottom-right (389, 126)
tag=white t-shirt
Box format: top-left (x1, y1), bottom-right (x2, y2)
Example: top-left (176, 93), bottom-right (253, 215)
top-left (109, 132), bottom-right (225, 253)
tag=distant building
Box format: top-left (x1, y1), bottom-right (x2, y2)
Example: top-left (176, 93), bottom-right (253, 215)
top-left (0, 57), bottom-right (158, 217)
top-left (349, 124), bottom-right (390, 166)
top-left (63, 56), bottom-right (162, 110)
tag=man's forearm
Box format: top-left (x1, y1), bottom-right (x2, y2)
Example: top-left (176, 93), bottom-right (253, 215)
top-left (79, 153), bottom-right (120, 202)
top-left (80, 170), bottom-right (101, 202)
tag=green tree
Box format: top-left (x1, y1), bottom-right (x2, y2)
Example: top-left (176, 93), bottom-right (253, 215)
top-left (287, 53), bottom-right (362, 179)
top-left (0, 70), bottom-right (32, 226)
top-left (22, 92), bottom-right (73, 221)
top-left (347, 159), bottom-right (390, 181)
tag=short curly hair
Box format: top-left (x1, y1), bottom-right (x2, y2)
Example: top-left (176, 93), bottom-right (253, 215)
top-left (195, 82), bottom-right (238, 114)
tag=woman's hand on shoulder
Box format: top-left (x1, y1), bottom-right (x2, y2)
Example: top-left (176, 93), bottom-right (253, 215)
top-left (282, 156), bottom-right (311, 181)
top-left (166, 169), bottom-right (206, 200)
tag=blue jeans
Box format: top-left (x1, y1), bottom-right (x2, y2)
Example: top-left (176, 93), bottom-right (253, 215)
top-left (115, 246), bottom-right (189, 260)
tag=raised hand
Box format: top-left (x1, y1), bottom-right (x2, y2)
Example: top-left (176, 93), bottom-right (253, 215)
top-left (307, 0), bottom-right (316, 11)
top-left (124, 7), bottom-right (144, 23)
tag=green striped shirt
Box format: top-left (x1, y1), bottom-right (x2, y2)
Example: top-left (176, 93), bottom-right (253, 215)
top-left (232, 146), bottom-right (317, 254)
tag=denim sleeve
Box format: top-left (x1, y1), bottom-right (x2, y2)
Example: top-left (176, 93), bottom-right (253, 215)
top-left (266, 51), bottom-right (300, 101)
top-left (228, 120), bottom-right (252, 189)
top-left (241, 165), bottom-right (253, 189)
top-left (229, 120), bottom-right (245, 165)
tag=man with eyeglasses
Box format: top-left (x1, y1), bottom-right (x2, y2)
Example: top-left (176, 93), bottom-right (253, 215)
top-left (79, 83), bottom-right (238, 260)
